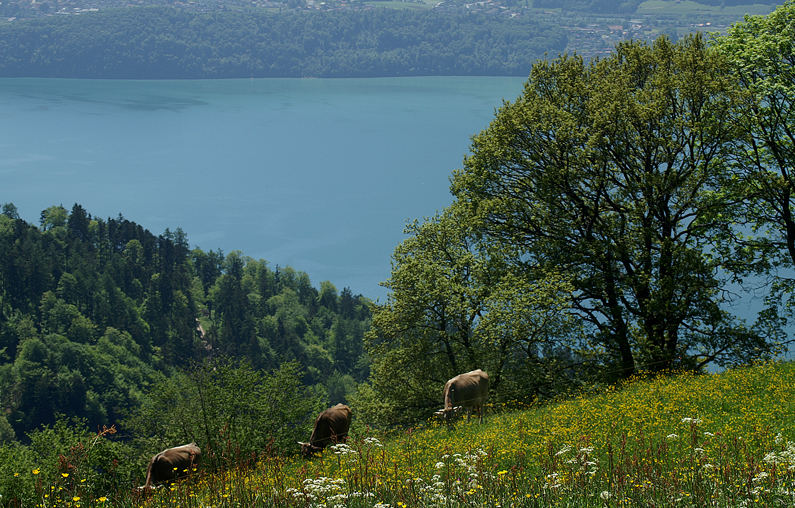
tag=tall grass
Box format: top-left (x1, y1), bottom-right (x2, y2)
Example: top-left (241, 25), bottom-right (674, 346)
top-left (12, 361), bottom-right (795, 507)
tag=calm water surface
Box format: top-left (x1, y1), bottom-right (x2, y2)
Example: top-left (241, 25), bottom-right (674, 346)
top-left (0, 77), bottom-right (526, 299)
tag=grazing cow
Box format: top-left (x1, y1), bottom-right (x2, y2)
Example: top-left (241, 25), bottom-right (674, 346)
top-left (144, 442), bottom-right (201, 490)
top-left (440, 369), bottom-right (489, 424)
top-left (298, 403), bottom-right (352, 457)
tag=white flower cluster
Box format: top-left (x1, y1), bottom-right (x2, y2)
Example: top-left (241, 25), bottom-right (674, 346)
top-left (681, 417), bottom-right (703, 425)
top-left (329, 443), bottom-right (358, 457)
top-left (543, 472), bottom-right (562, 490)
top-left (554, 445), bottom-right (572, 457)
top-left (763, 434), bottom-right (795, 471)
top-left (543, 444), bottom-right (599, 491)
top-left (329, 443), bottom-right (360, 463)
top-left (285, 477), bottom-right (377, 508)
top-left (286, 477), bottom-right (347, 507)
top-left (454, 449), bottom-right (489, 475)
top-left (418, 448), bottom-right (494, 504)
top-left (554, 444), bottom-right (598, 476)
top-left (408, 474), bottom-right (448, 505)
top-left (363, 437), bottom-right (383, 447)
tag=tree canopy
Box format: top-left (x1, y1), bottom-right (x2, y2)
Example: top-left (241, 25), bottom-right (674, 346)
top-left (450, 34), bottom-right (779, 379)
top-left (714, 0), bottom-right (795, 318)
top-left (0, 204), bottom-right (371, 442)
top-left (366, 31), bottom-right (790, 419)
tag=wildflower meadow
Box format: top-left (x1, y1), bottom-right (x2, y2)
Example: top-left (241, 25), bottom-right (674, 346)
top-left (4, 361), bottom-right (794, 507)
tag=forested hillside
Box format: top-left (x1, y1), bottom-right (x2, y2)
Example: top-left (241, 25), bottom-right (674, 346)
top-left (0, 7), bottom-right (567, 78)
top-left (0, 203), bottom-right (371, 443)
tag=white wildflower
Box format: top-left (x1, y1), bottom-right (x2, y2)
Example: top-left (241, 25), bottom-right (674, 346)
top-left (544, 474), bottom-right (562, 490)
top-left (752, 472), bottom-right (769, 483)
top-left (681, 417), bottom-right (702, 425)
top-left (667, 433), bottom-right (679, 441)
top-left (579, 446), bottom-right (594, 454)
top-left (435, 461), bottom-right (445, 469)
top-left (330, 443), bottom-right (358, 456)
top-left (764, 452), bottom-right (780, 465)
top-left (600, 490), bottom-right (611, 500)
top-left (555, 445), bottom-right (572, 456)
top-left (704, 432), bottom-right (714, 437)
top-left (364, 437), bottom-right (383, 447)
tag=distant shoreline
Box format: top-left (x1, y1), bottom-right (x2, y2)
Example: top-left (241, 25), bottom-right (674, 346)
top-left (0, 7), bottom-right (566, 80)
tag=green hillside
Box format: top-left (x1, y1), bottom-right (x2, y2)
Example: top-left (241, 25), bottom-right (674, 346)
top-left (0, 204), bottom-right (372, 442)
top-left (4, 361), bottom-right (792, 506)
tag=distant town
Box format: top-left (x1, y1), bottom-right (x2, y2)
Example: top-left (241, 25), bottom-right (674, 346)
top-left (0, 0), bottom-right (777, 59)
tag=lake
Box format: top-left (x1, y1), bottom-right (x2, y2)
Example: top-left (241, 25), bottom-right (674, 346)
top-left (0, 77), bottom-right (527, 300)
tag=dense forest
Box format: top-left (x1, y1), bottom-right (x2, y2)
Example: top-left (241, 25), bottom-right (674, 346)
top-left (0, 203), bottom-right (371, 444)
top-left (0, 7), bottom-right (567, 78)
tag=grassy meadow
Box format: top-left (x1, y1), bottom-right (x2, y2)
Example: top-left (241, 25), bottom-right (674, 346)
top-left (636, 0), bottom-right (777, 17)
top-left (15, 361), bottom-right (795, 507)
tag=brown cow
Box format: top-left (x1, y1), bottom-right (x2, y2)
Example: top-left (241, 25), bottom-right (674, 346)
top-left (440, 369), bottom-right (489, 424)
top-left (143, 442), bottom-right (201, 490)
top-left (298, 403), bottom-right (352, 457)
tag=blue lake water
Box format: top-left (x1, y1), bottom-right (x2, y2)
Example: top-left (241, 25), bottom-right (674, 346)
top-left (2, 76), bottom-right (791, 360)
top-left (0, 77), bottom-right (527, 300)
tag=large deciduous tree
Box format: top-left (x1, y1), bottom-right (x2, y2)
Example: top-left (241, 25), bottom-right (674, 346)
top-left (365, 204), bottom-right (577, 423)
top-left (452, 34), bottom-right (775, 379)
top-left (715, 1), bottom-right (795, 318)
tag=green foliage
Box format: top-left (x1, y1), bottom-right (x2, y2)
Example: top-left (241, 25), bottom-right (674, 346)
top-left (124, 359), bottom-right (324, 466)
top-left (366, 204), bottom-right (580, 425)
top-left (0, 7), bottom-right (567, 78)
top-left (0, 203), bottom-right (371, 443)
top-left (450, 34), bottom-right (779, 380)
top-left (714, 0), bottom-right (795, 327)
top-left (0, 418), bottom-right (136, 507)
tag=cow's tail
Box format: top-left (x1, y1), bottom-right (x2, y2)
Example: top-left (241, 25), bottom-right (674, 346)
top-left (143, 456), bottom-right (156, 490)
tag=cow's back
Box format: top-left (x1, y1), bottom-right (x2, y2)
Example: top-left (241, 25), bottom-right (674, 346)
top-left (145, 443), bottom-right (200, 489)
top-left (309, 403), bottom-right (352, 447)
top-left (444, 369), bottom-right (489, 409)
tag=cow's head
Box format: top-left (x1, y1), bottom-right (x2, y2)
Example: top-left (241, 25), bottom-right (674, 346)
top-left (298, 441), bottom-right (322, 458)
top-left (437, 406), bottom-right (463, 424)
